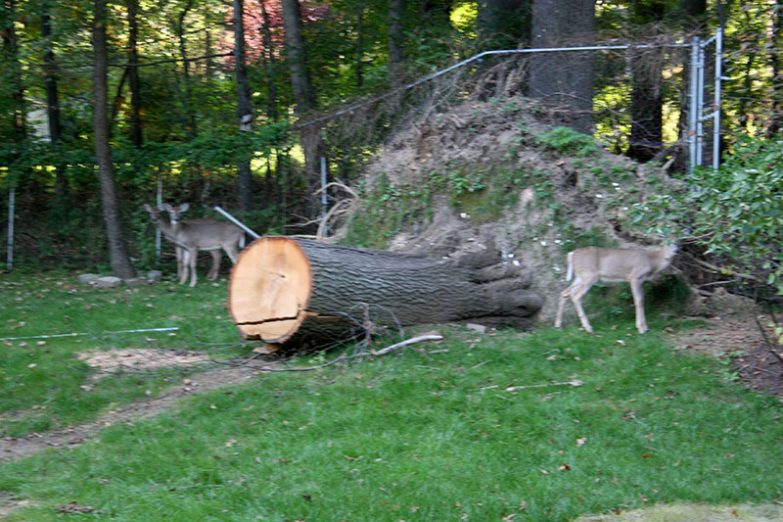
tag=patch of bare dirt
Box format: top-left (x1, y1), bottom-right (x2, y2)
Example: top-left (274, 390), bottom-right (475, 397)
top-left (668, 310), bottom-right (783, 399)
top-left (77, 348), bottom-right (210, 378)
top-left (0, 362), bottom-right (268, 462)
top-left (577, 502), bottom-right (783, 521)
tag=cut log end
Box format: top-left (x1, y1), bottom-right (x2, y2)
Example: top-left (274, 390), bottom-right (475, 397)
top-left (228, 237), bottom-right (313, 343)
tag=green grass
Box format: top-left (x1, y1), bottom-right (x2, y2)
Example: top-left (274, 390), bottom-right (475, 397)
top-left (0, 269), bottom-right (248, 436)
top-left (1, 271), bottom-right (783, 521)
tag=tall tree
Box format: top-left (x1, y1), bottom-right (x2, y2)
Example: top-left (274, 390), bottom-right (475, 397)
top-left (41, 1), bottom-right (68, 199)
top-left (528, 0), bottom-right (596, 134)
top-left (93, 0), bottom-right (135, 278)
top-left (259, 0), bottom-right (279, 121)
top-left (1, 0), bottom-right (25, 145)
top-left (627, 1), bottom-right (666, 162)
top-left (281, 0), bottom-right (322, 217)
top-left (233, 0), bottom-right (254, 212)
top-left (127, 0), bottom-right (143, 147)
top-left (177, 0), bottom-right (197, 138)
top-left (388, 0), bottom-right (405, 84)
top-left (766, 0), bottom-right (782, 136)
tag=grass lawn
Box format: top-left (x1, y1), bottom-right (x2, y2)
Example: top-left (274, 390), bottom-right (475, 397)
top-left (1, 270), bottom-right (782, 521)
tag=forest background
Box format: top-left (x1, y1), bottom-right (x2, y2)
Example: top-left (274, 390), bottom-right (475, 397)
top-left (0, 0), bottom-right (781, 290)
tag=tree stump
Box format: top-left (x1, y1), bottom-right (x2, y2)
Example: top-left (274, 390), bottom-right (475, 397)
top-left (228, 236), bottom-right (543, 348)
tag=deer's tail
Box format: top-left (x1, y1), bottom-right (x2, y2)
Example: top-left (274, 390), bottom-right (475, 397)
top-left (566, 251), bottom-right (574, 282)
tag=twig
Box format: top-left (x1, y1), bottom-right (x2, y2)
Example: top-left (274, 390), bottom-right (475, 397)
top-left (372, 334), bottom-right (444, 356)
top-left (692, 257), bottom-right (763, 283)
top-left (505, 380), bottom-right (584, 392)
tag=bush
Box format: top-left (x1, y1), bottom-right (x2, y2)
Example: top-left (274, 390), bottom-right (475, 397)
top-left (632, 136), bottom-right (783, 297)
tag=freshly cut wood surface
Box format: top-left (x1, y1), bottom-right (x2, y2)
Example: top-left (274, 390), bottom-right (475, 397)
top-left (228, 236), bottom-right (313, 342)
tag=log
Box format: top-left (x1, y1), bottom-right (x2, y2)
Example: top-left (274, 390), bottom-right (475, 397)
top-left (228, 236), bottom-right (543, 347)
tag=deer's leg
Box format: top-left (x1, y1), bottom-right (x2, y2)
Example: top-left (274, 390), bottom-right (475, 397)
top-left (570, 277), bottom-right (596, 334)
top-left (207, 250), bottom-right (221, 280)
top-left (629, 278), bottom-right (648, 334)
top-left (224, 242), bottom-right (239, 264)
top-left (554, 285), bottom-right (573, 328)
top-left (175, 246), bottom-right (183, 280)
top-left (178, 248), bottom-right (190, 285)
top-left (186, 246), bottom-right (198, 287)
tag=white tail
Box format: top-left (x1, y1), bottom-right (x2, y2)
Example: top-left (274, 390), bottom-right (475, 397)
top-left (144, 203), bottom-right (244, 287)
top-left (554, 243), bottom-right (677, 334)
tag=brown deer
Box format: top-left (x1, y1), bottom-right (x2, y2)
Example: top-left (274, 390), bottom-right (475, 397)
top-left (143, 203), bottom-right (244, 287)
top-left (554, 244), bottom-right (677, 334)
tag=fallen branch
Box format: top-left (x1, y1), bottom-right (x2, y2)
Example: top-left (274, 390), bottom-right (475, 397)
top-left (503, 380), bottom-right (584, 392)
top-left (372, 333), bottom-right (444, 356)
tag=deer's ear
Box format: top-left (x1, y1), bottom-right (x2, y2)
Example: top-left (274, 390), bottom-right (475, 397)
top-left (179, 203), bottom-right (190, 212)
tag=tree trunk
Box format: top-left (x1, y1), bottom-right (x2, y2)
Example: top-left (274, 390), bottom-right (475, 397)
top-left (355, 4), bottom-right (365, 89)
top-left (388, 0), bottom-right (405, 85)
top-left (528, 0), bottom-right (595, 134)
top-left (41, 4), bottom-right (68, 200)
top-left (260, 0), bottom-right (279, 121)
top-left (767, 0), bottom-right (782, 136)
top-left (228, 237), bottom-right (543, 348)
top-left (1, 0), bottom-right (25, 143)
top-left (233, 0), bottom-right (254, 212)
top-left (93, 0), bottom-right (135, 279)
top-left (127, 0), bottom-right (143, 147)
top-left (281, 0), bottom-right (317, 113)
top-left (281, 0), bottom-right (321, 218)
top-left (627, 2), bottom-right (665, 162)
top-left (177, 0), bottom-right (197, 138)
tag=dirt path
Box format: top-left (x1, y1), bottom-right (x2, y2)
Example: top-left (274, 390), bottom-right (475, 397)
top-left (0, 362), bottom-right (265, 462)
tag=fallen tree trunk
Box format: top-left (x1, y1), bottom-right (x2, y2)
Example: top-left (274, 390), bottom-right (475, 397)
top-left (228, 236), bottom-right (543, 348)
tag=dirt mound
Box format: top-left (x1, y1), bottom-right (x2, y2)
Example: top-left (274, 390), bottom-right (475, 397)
top-left (336, 96), bottom-right (677, 321)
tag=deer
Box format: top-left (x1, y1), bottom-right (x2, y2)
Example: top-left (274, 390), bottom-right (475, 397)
top-left (554, 243), bottom-right (678, 334)
top-left (143, 203), bottom-right (244, 287)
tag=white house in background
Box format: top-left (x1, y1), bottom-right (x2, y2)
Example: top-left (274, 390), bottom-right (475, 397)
top-left (26, 105), bottom-right (50, 142)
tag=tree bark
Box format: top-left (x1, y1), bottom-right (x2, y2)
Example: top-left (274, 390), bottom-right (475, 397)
top-left (260, 0), bottom-right (279, 121)
top-left (281, 0), bottom-right (321, 218)
top-left (388, 0), bottom-right (405, 85)
top-left (228, 237), bottom-right (543, 348)
top-left (93, 0), bottom-right (135, 279)
top-left (233, 0), bottom-right (254, 212)
top-left (627, 2), bottom-right (665, 162)
top-left (127, 0), bottom-right (143, 147)
top-left (41, 5), bottom-right (69, 201)
top-left (1, 0), bottom-right (25, 143)
top-left (176, 0), bottom-right (197, 138)
top-left (767, 0), bottom-right (783, 136)
top-left (528, 0), bottom-right (595, 134)
top-left (281, 0), bottom-right (317, 113)
top-left (355, 4), bottom-right (365, 89)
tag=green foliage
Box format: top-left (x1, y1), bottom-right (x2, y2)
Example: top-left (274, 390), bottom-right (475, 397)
top-left (535, 127), bottom-right (600, 157)
top-left (632, 136), bottom-right (783, 295)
